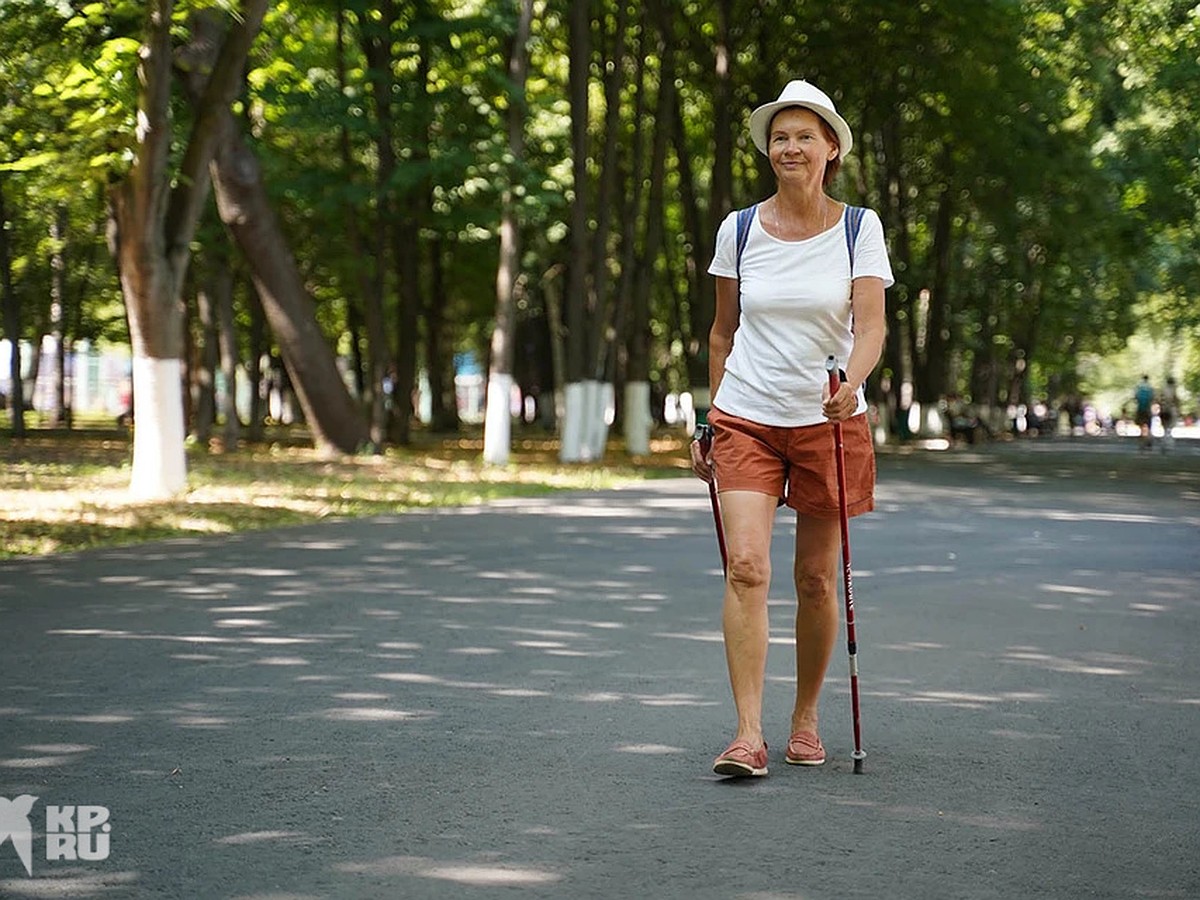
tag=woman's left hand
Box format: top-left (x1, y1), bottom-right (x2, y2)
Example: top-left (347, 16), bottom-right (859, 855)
top-left (822, 381), bottom-right (857, 422)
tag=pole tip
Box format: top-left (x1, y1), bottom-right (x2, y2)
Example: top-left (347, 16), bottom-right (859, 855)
top-left (852, 749), bottom-right (866, 774)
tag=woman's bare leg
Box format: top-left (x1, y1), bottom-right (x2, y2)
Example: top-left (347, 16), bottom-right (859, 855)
top-left (790, 514), bottom-right (841, 735)
top-left (717, 490), bottom-right (780, 748)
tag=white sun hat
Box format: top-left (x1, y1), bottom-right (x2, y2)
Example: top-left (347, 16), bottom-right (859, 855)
top-left (748, 80), bottom-right (853, 158)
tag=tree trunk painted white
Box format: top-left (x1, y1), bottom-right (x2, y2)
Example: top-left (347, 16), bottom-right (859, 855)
top-left (482, 372), bottom-right (514, 466)
top-left (578, 379), bottom-right (612, 461)
top-left (560, 380), bottom-right (586, 462)
top-left (129, 355), bottom-right (187, 499)
top-left (623, 380), bottom-right (652, 456)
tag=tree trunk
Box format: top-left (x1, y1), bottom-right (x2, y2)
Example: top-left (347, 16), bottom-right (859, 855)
top-left (613, 26), bottom-right (650, 440)
top-left (110, 0), bottom-right (186, 497)
top-left (561, 0), bottom-right (594, 462)
top-left (48, 206), bottom-right (68, 427)
top-left (215, 246), bottom-right (240, 451)
top-left (878, 106), bottom-right (914, 433)
top-left (624, 0), bottom-right (676, 456)
top-left (338, 2), bottom-right (388, 449)
top-left (390, 2), bottom-right (436, 446)
top-left (916, 166), bottom-right (955, 402)
top-left (208, 110), bottom-right (367, 455)
top-left (673, 87), bottom-right (713, 418)
top-left (484, 0), bottom-right (534, 465)
top-left (709, 0), bottom-right (734, 229)
top-left (110, 0), bottom-right (268, 498)
top-left (193, 266), bottom-right (218, 444)
top-left (0, 175), bottom-right (26, 437)
top-left (425, 237), bottom-right (458, 432)
top-left (246, 281), bottom-right (266, 442)
top-left (585, 0), bottom-right (629, 380)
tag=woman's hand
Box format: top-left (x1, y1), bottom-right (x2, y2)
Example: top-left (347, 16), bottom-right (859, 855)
top-left (690, 430), bottom-right (715, 483)
top-left (822, 381), bottom-right (858, 422)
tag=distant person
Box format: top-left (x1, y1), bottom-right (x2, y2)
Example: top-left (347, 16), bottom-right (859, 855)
top-left (690, 79), bottom-right (894, 778)
top-left (1160, 377), bottom-right (1179, 451)
top-left (1134, 375), bottom-right (1155, 450)
top-left (946, 393), bottom-right (981, 445)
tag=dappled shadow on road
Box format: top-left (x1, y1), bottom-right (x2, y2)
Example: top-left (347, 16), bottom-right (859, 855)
top-left (1, 455), bottom-right (1197, 897)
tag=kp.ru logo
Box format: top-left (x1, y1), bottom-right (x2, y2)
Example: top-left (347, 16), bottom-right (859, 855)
top-left (0, 796), bottom-right (111, 876)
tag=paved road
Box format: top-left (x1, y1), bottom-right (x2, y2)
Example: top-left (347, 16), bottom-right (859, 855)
top-left (1, 442), bottom-right (1197, 899)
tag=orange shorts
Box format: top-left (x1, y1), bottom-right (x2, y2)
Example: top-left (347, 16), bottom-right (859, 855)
top-left (708, 406), bottom-right (876, 519)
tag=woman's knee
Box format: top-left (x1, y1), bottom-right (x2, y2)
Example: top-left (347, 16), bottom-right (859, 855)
top-left (794, 563), bottom-right (836, 606)
top-left (727, 551), bottom-right (770, 594)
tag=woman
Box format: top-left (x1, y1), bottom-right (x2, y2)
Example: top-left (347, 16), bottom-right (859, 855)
top-left (690, 80), bottom-right (894, 777)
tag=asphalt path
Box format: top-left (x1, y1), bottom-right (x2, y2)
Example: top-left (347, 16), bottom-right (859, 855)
top-left (1, 440), bottom-right (1198, 899)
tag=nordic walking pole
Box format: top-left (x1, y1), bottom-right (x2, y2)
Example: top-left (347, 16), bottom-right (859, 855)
top-left (826, 356), bottom-right (866, 774)
top-left (694, 423), bottom-right (728, 578)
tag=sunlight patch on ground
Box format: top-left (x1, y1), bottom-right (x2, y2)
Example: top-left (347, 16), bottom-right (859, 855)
top-left (173, 715), bottom-right (234, 729)
top-left (1038, 583), bottom-right (1113, 597)
top-left (633, 693), bottom-right (718, 708)
top-left (1001, 647), bottom-right (1146, 676)
top-left (983, 508), bottom-right (1171, 525)
top-left (191, 567), bottom-right (298, 578)
top-left (653, 630), bottom-right (723, 643)
top-left (210, 603), bottom-right (305, 613)
top-left (614, 743), bottom-right (686, 754)
top-left (0, 871), bottom-right (140, 897)
top-left (335, 855), bottom-right (561, 886)
top-left (32, 713), bottom-right (134, 725)
top-left (897, 689), bottom-right (1052, 709)
top-left (214, 618), bottom-right (274, 628)
top-left (435, 595), bottom-right (554, 606)
top-left (878, 641), bottom-right (946, 652)
top-left (0, 755), bottom-right (76, 768)
top-left (216, 830), bottom-right (307, 846)
top-left (319, 708), bottom-right (433, 723)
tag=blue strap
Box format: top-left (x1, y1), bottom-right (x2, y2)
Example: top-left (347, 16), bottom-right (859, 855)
top-left (734, 203), bottom-right (757, 280)
top-left (740, 203), bottom-right (865, 276)
top-left (844, 205), bottom-right (866, 273)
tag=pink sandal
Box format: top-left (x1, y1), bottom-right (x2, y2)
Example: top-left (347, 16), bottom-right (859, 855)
top-left (712, 739), bottom-right (769, 778)
top-left (785, 730), bottom-right (826, 766)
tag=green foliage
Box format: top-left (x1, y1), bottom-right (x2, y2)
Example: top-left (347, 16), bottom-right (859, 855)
top-left (3, 0), bottom-right (1197, 424)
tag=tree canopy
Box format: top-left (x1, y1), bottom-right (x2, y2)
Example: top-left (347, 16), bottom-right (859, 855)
top-left (2, 0), bottom-right (1196, 462)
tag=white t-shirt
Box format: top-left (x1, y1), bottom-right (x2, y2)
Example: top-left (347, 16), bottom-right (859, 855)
top-left (707, 204), bottom-right (894, 427)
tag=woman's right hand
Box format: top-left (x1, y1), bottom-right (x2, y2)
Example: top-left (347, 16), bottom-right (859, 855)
top-left (690, 428), bottom-right (715, 483)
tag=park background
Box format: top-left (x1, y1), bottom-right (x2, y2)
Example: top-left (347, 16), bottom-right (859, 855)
top-left (1, 0), bottom-right (1198, 500)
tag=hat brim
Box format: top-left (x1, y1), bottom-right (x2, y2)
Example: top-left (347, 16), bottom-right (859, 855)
top-left (749, 101), bottom-right (853, 159)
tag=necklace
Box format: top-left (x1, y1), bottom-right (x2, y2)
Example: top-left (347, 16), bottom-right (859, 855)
top-left (773, 197), bottom-right (828, 238)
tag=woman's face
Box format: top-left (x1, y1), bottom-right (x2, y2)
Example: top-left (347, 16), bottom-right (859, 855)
top-left (768, 107), bottom-right (838, 187)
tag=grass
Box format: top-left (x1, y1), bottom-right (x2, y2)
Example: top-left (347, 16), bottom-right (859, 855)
top-left (0, 425), bottom-right (694, 559)
top-left (7, 417), bottom-right (1194, 560)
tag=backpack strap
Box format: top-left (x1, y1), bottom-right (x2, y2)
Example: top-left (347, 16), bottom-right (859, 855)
top-left (737, 201), bottom-right (865, 288)
top-left (734, 203), bottom-right (758, 280)
top-left (844, 205), bottom-right (867, 273)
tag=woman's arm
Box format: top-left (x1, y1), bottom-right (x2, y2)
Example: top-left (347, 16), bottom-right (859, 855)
top-left (691, 275), bottom-right (741, 481)
top-left (708, 276), bottom-right (741, 400)
top-left (825, 275), bottom-right (886, 421)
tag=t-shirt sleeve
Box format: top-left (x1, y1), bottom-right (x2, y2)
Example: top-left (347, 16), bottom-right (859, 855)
top-left (707, 210), bottom-right (739, 279)
top-left (852, 208), bottom-right (895, 288)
